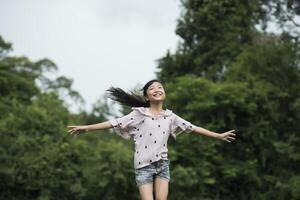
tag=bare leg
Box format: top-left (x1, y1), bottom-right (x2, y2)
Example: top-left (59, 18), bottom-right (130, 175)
top-left (154, 177), bottom-right (169, 200)
top-left (138, 183), bottom-right (154, 200)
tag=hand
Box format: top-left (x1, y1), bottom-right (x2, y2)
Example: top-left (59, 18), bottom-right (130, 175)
top-left (218, 130), bottom-right (236, 143)
top-left (67, 125), bottom-right (88, 136)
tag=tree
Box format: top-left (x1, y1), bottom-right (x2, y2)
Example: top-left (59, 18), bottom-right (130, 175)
top-left (0, 35), bottom-right (139, 200)
top-left (156, 0), bottom-right (300, 199)
top-left (157, 0), bottom-right (300, 82)
top-left (0, 35), bottom-right (83, 199)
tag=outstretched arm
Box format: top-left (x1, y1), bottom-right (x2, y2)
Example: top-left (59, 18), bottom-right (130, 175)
top-left (193, 127), bottom-right (236, 143)
top-left (68, 121), bottom-right (113, 136)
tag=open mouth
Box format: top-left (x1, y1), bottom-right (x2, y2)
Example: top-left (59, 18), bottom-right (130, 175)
top-left (153, 92), bottom-right (163, 97)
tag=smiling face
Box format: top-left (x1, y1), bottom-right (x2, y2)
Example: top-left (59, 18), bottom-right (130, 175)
top-left (144, 81), bottom-right (166, 103)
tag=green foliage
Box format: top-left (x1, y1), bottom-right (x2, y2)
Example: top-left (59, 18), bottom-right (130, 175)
top-left (158, 0), bottom-right (257, 81)
top-left (1, 0), bottom-right (300, 199)
top-left (157, 0), bottom-right (300, 82)
top-left (163, 45), bottom-right (300, 198)
top-left (0, 36), bottom-right (138, 199)
top-left (156, 0), bottom-right (300, 199)
top-left (81, 139), bottom-right (138, 200)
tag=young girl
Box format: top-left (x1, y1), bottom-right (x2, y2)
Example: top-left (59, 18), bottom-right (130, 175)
top-left (68, 79), bottom-right (236, 200)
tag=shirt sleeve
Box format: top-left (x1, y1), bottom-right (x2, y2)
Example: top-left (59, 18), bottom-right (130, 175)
top-left (170, 113), bottom-right (197, 139)
top-left (109, 111), bottom-right (137, 140)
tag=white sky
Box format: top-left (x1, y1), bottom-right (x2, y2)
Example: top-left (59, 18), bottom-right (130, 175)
top-left (0, 0), bottom-right (181, 112)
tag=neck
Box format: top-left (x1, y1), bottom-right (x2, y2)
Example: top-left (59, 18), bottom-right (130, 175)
top-left (148, 101), bottom-right (163, 114)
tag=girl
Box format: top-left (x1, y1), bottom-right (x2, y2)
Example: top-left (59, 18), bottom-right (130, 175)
top-left (68, 79), bottom-right (236, 200)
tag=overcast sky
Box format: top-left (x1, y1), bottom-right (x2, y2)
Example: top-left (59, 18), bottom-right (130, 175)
top-left (0, 0), bottom-right (181, 112)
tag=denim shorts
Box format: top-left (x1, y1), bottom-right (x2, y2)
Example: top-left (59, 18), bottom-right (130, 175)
top-left (135, 159), bottom-right (170, 187)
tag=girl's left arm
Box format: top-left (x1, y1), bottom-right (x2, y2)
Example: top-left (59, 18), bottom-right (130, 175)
top-left (193, 127), bottom-right (236, 143)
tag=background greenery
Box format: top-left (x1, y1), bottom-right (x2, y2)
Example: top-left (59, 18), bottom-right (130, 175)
top-left (1, 0), bottom-right (299, 199)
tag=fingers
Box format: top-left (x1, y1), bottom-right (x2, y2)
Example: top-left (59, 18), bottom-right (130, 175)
top-left (224, 137), bottom-right (234, 143)
top-left (223, 133), bottom-right (236, 139)
top-left (67, 126), bottom-right (81, 136)
top-left (68, 129), bottom-right (78, 134)
top-left (69, 129), bottom-right (77, 135)
top-left (67, 129), bottom-right (74, 133)
top-left (67, 126), bottom-right (75, 132)
top-left (73, 131), bottom-right (80, 136)
top-left (67, 127), bottom-right (76, 134)
top-left (225, 138), bottom-right (231, 143)
top-left (222, 130), bottom-right (237, 143)
top-left (225, 130), bottom-right (236, 137)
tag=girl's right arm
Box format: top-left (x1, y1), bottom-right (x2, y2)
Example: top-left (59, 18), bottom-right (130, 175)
top-left (68, 121), bottom-right (113, 136)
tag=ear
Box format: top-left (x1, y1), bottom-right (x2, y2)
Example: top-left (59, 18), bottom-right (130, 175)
top-left (144, 96), bottom-right (149, 101)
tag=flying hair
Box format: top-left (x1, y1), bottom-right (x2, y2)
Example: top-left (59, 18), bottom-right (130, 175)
top-left (106, 79), bottom-right (164, 107)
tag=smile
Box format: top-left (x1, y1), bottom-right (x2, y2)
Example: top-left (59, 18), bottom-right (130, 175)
top-left (153, 93), bottom-right (163, 97)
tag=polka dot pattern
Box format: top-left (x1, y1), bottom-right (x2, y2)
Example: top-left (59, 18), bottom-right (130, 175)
top-left (109, 107), bottom-right (196, 169)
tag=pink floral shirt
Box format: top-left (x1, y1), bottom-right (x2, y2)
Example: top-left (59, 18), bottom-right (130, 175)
top-left (109, 107), bottom-right (196, 169)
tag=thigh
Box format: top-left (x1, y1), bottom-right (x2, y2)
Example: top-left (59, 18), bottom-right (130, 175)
top-left (154, 177), bottom-right (169, 200)
top-left (138, 183), bottom-right (154, 200)
top-left (135, 166), bottom-right (155, 187)
top-left (156, 159), bottom-right (170, 182)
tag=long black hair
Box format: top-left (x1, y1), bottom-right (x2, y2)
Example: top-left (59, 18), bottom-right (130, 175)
top-left (106, 79), bottom-right (164, 107)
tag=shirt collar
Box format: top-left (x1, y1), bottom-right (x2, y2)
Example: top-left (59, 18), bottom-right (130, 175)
top-left (132, 107), bottom-right (173, 117)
